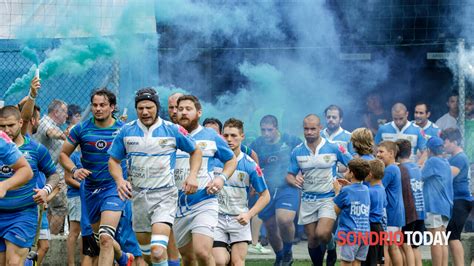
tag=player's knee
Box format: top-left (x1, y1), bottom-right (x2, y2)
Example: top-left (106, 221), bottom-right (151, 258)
top-left (231, 256), bottom-right (245, 266)
top-left (150, 235), bottom-right (169, 262)
top-left (315, 230), bottom-right (332, 244)
top-left (214, 255), bottom-right (228, 266)
top-left (6, 254), bottom-right (22, 266)
top-left (98, 225), bottom-right (116, 249)
top-left (195, 248), bottom-right (212, 262)
top-left (276, 216), bottom-right (293, 228)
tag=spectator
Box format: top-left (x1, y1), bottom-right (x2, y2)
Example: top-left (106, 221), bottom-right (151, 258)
top-left (362, 91), bottom-right (389, 135)
top-left (34, 99), bottom-right (68, 235)
top-left (435, 90), bottom-right (459, 131)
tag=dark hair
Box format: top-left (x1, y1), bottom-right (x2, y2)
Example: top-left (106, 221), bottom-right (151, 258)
top-left (67, 104), bottom-right (82, 122)
top-left (441, 127), bottom-right (462, 145)
top-left (177, 95), bottom-right (201, 111)
top-left (224, 118), bottom-right (244, 133)
top-left (448, 89), bottom-right (459, 99)
top-left (324, 104), bottom-right (343, 119)
top-left (33, 105), bottom-right (41, 120)
top-left (260, 115), bottom-right (278, 128)
top-left (91, 88), bottom-right (117, 107)
top-left (203, 117), bottom-right (222, 132)
top-left (414, 102), bottom-right (430, 113)
top-left (348, 158), bottom-right (371, 181)
top-left (0, 105), bottom-right (21, 120)
top-left (379, 141), bottom-right (398, 158)
top-left (395, 139), bottom-right (412, 159)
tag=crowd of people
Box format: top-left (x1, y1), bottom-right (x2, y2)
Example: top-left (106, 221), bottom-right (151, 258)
top-left (0, 75), bottom-right (473, 266)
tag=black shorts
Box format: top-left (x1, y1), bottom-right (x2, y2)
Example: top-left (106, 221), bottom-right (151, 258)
top-left (361, 223), bottom-right (384, 266)
top-left (446, 199), bottom-right (473, 240)
top-left (402, 220), bottom-right (425, 248)
top-left (82, 234), bottom-right (100, 257)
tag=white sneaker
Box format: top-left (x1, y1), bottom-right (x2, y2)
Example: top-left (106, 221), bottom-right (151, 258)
top-left (248, 243), bottom-right (272, 254)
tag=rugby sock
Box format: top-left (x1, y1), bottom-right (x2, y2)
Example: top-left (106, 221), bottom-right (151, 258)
top-left (308, 246), bottom-right (324, 266)
top-left (275, 249), bottom-right (284, 262)
top-left (168, 259), bottom-right (180, 266)
top-left (283, 242), bottom-right (293, 255)
top-left (117, 252), bottom-right (129, 266)
top-left (152, 261), bottom-right (168, 266)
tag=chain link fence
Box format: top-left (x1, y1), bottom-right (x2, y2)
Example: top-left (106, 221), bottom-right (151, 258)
top-left (0, 39), bottom-right (118, 235)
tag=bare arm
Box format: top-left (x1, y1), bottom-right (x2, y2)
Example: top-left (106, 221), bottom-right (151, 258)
top-left (450, 166), bottom-right (460, 178)
top-left (417, 150), bottom-right (428, 167)
top-left (46, 127), bottom-right (66, 140)
top-left (250, 150), bottom-right (259, 165)
top-left (286, 172), bottom-right (303, 189)
top-left (59, 142), bottom-right (90, 180)
top-left (183, 148), bottom-right (202, 194)
top-left (64, 170), bottom-right (80, 190)
top-left (109, 156), bottom-right (131, 200)
top-left (20, 77), bottom-right (40, 135)
top-left (248, 189), bottom-right (270, 217)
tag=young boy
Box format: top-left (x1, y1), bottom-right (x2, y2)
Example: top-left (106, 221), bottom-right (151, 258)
top-left (361, 159), bottom-right (387, 266)
top-left (213, 118), bottom-right (270, 266)
top-left (395, 139), bottom-right (426, 266)
top-left (333, 158), bottom-right (371, 266)
top-left (396, 139), bottom-right (418, 266)
top-left (376, 141), bottom-right (405, 266)
top-left (422, 136), bottom-right (453, 266)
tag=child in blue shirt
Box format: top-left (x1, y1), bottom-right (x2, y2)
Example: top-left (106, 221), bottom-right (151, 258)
top-left (333, 158), bottom-right (371, 265)
top-left (361, 159), bottom-right (387, 266)
top-left (442, 128), bottom-right (473, 266)
top-left (423, 136), bottom-right (453, 266)
top-left (376, 141), bottom-right (404, 266)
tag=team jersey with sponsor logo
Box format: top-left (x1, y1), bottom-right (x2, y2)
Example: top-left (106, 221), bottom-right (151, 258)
top-left (334, 182), bottom-right (370, 234)
top-left (375, 121), bottom-right (427, 161)
top-left (0, 135), bottom-right (56, 211)
top-left (109, 118), bottom-right (196, 190)
top-left (321, 127), bottom-right (354, 155)
top-left (175, 125), bottom-right (234, 213)
top-left (250, 134), bottom-right (302, 192)
top-left (288, 138), bottom-right (352, 201)
top-left (68, 118), bottom-right (125, 188)
top-left (218, 152), bottom-right (267, 215)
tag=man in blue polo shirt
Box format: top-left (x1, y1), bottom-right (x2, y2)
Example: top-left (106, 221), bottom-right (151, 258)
top-left (375, 103), bottom-right (427, 164)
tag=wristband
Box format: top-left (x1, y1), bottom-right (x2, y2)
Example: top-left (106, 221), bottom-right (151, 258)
top-left (28, 93), bottom-right (36, 100)
top-left (71, 167), bottom-right (78, 175)
top-left (216, 173), bottom-right (228, 182)
top-left (43, 184), bottom-right (53, 195)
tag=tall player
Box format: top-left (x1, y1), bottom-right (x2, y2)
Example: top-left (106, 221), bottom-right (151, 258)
top-left (175, 95), bottom-right (237, 265)
top-left (59, 89), bottom-right (138, 265)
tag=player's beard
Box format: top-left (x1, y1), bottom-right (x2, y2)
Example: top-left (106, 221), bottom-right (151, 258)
top-left (180, 116), bottom-right (199, 132)
top-left (11, 127), bottom-right (21, 142)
